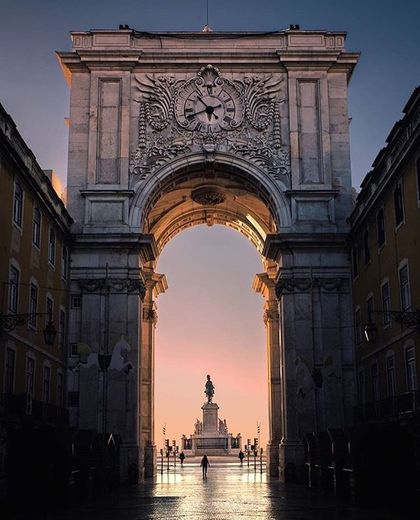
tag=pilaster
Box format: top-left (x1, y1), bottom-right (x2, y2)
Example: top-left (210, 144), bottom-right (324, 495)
top-left (139, 268), bottom-right (167, 478)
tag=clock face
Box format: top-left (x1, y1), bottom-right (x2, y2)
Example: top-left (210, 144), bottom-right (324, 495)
top-left (175, 80), bottom-right (243, 133)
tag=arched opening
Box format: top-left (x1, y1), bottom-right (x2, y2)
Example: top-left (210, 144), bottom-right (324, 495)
top-left (135, 158), bottom-right (284, 476)
top-left (155, 225), bottom-right (268, 454)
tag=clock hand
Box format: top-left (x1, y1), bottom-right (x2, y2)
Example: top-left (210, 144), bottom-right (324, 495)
top-left (196, 95), bottom-right (208, 109)
top-left (186, 104), bottom-right (223, 120)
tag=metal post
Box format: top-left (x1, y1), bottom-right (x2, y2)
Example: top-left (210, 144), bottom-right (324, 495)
top-left (160, 449), bottom-right (163, 474)
top-left (247, 448), bottom-right (250, 468)
top-left (260, 448), bottom-right (263, 474)
top-left (254, 450), bottom-right (257, 472)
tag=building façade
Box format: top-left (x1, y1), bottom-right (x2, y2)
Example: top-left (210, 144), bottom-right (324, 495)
top-left (349, 86), bottom-right (420, 498)
top-left (0, 102), bottom-right (72, 501)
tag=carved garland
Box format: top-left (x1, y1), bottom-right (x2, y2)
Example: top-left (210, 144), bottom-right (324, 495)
top-left (275, 277), bottom-right (349, 298)
top-left (78, 278), bottom-right (146, 300)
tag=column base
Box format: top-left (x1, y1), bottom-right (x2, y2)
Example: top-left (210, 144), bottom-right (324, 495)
top-left (120, 442), bottom-right (140, 484)
top-left (266, 441), bottom-right (280, 477)
top-left (144, 443), bottom-right (157, 478)
top-left (279, 439), bottom-right (305, 483)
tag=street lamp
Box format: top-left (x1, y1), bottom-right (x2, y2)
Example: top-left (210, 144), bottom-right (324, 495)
top-left (364, 309), bottom-right (420, 344)
top-left (0, 311), bottom-right (57, 346)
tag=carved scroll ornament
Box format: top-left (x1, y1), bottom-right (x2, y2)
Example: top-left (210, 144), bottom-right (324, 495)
top-left (130, 65), bottom-right (290, 181)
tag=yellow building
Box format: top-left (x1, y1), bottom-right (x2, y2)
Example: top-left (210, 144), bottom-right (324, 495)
top-left (350, 87), bottom-right (419, 410)
top-left (349, 87), bottom-right (420, 490)
top-left (0, 103), bottom-right (72, 484)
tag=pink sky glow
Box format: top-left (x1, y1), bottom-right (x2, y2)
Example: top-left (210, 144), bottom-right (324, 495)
top-left (155, 225), bottom-right (268, 449)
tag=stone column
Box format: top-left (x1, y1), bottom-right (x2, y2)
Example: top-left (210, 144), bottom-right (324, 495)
top-left (139, 268), bottom-right (167, 478)
top-left (275, 268), bottom-right (355, 482)
top-left (72, 269), bottom-right (146, 481)
top-left (253, 272), bottom-right (282, 477)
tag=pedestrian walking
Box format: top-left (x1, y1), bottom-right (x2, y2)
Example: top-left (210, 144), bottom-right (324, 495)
top-left (238, 450), bottom-right (245, 465)
top-left (179, 451), bottom-right (186, 466)
top-left (200, 454), bottom-right (210, 478)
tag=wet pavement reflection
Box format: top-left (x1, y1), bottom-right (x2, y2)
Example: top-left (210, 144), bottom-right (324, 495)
top-left (44, 461), bottom-right (406, 519)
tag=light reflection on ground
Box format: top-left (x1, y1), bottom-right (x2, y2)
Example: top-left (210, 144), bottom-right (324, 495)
top-left (40, 460), bottom-right (407, 520)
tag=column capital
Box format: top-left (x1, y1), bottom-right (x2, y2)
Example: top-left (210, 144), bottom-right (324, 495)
top-left (142, 268), bottom-right (168, 299)
top-left (252, 272), bottom-right (277, 300)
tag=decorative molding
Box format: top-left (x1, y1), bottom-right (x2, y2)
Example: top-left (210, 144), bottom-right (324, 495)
top-left (191, 186), bottom-right (226, 206)
top-left (130, 65), bottom-right (290, 181)
top-left (263, 309), bottom-right (280, 325)
top-left (78, 278), bottom-right (146, 299)
top-left (276, 277), bottom-right (348, 297)
top-left (143, 308), bottom-right (158, 324)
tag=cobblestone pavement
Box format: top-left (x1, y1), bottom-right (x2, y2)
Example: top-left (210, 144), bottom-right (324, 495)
top-left (35, 461), bottom-right (411, 519)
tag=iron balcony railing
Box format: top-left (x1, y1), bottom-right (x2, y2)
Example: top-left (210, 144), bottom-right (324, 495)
top-left (0, 393), bottom-right (69, 425)
top-left (355, 390), bottom-right (420, 422)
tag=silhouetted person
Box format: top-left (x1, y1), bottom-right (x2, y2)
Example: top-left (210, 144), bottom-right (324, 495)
top-left (179, 451), bottom-right (185, 465)
top-left (238, 450), bottom-right (245, 465)
top-left (201, 455), bottom-right (210, 477)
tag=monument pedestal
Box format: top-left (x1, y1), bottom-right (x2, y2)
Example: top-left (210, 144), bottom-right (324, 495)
top-left (183, 400), bottom-right (241, 456)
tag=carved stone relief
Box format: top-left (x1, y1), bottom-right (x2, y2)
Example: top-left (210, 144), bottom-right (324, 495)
top-left (130, 65), bottom-right (290, 182)
top-left (78, 278), bottom-right (146, 299)
top-left (275, 277), bottom-right (349, 298)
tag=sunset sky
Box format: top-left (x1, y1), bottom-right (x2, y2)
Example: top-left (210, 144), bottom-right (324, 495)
top-left (1, 0), bottom-right (419, 449)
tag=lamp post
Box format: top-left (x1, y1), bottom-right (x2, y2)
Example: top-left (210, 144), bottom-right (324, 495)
top-left (0, 311), bottom-right (57, 346)
top-left (364, 309), bottom-right (420, 343)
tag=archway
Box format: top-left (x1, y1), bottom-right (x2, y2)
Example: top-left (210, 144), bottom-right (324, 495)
top-left (135, 158), bottom-right (285, 478)
top-left (154, 226), bottom-right (268, 459)
top-left (60, 29), bottom-right (358, 483)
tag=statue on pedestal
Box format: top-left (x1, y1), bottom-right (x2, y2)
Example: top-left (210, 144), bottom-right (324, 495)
top-left (205, 374), bottom-right (215, 403)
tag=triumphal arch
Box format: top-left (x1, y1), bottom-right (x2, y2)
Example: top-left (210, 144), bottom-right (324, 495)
top-left (58, 28), bottom-right (359, 480)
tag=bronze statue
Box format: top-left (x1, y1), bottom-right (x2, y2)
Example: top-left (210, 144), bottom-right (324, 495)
top-left (205, 374), bottom-right (215, 403)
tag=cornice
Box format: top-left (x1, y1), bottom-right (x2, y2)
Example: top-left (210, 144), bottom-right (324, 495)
top-left (263, 232), bottom-right (348, 260)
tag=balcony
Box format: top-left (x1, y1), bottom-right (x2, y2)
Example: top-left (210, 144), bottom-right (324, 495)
top-left (0, 393), bottom-right (69, 426)
top-left (355, 390), bottom-right (420, 423)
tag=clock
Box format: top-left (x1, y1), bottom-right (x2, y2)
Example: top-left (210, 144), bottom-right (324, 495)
top-left (175, 73), bottom-right (243, 133)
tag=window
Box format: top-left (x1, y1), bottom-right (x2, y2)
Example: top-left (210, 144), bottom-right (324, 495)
top-left (13, 181), bottom-right (23, 227)
top-left (26, 357), bottom-right (35, 395)
top-left (61, 245), bottom-right (68, 280)
top-left (71, 295), bottom-right (81, 309)
top-left (355, 307), bottom-right (362, 344)
top-left (399, 264), bottom-right (411, 311)
top-left (32, 207), bottom-right (41, 247)
top-left (48, 228), bottom-right (56, 265)
top-left (394, 183), bottom-right (404, 227)
top-left (367, 295), bottom-right (374, 323)
top-left (352, 246), bottom-right (358, 278)
top-left (59, 309), bottom-right (66, 351)
top-left (68, 392), bottom-right (79, 407)
top-left (386, 355), bottom-right (396, 397)
top-left (381, 281), bottom-right (391, 327)
top-left (42, 365), bottom-right (51, 403)
top-left (70, 342), bottom-right (79, 357)
top-left (5, 348), bottom-right (16, 394)
top-left (371, 363), bottom-right (380, 402)
top-left (9, 265), bottom-right (19, 313)
top-left (416, 156), bottom-right (420, 202)
top-left (377, 208), bottom-right (386, 247)
top-left (57, 372), bottom-right (63, 406)
top-left (29, 283), bottom-right (38, 328)
top-left (406, 347), bottom-right (417, 391)
top-left (46, 296), bottom-right (53, 326)
top-left (358, 371), bottom-right (366, 405)
top-left (363, 229), bottom-right (370, 264)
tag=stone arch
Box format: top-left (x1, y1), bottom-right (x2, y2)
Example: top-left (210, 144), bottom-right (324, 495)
top-left (129, 153), bottom-right (292, 244)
